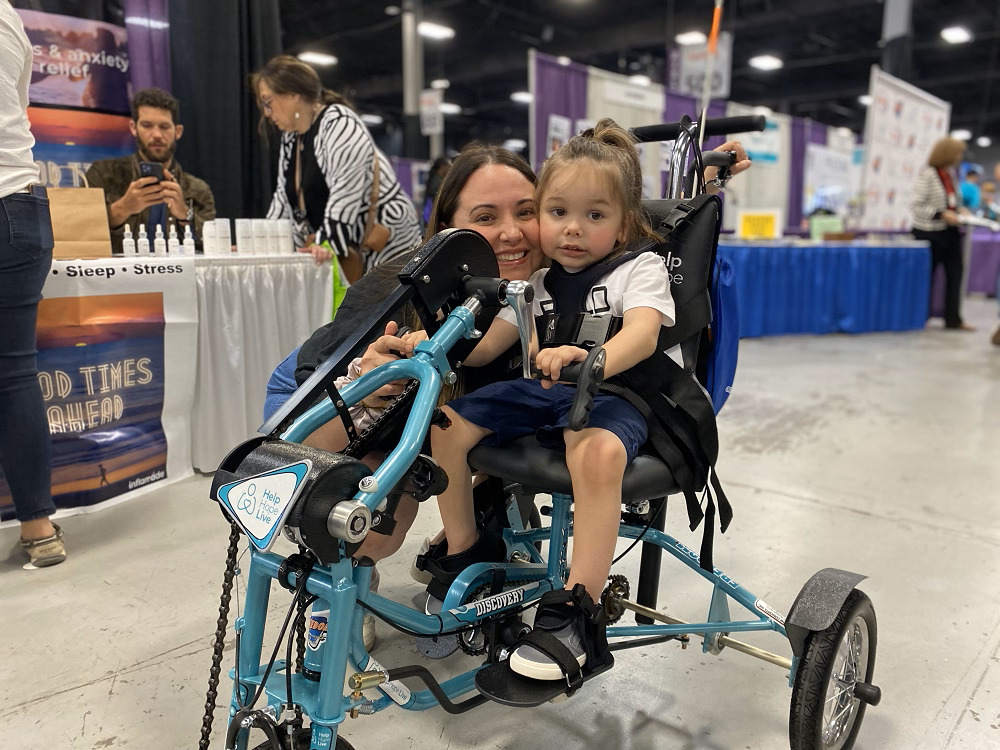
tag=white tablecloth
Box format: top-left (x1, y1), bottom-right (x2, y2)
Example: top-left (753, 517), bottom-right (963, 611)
top-left (191, 254), bottom-right (332, 472)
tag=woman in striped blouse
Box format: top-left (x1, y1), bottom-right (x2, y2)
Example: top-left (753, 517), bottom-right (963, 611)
top-left (253, 55), bottom-right (421, 279)
top-left (909, 136), bottom-right (974, 330)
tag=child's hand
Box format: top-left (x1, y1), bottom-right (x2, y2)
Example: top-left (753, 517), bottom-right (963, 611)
top-left (533, 346), bottom-right (588, 388)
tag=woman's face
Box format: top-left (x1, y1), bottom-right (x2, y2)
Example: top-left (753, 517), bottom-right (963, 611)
top-left (449, 164), bottom-right (542, 282)
top-left (257, 81), bottom-right (298, 133)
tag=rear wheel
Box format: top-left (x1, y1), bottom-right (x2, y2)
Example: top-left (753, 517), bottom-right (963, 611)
top-left (789, 589), bottom-right (877, 750)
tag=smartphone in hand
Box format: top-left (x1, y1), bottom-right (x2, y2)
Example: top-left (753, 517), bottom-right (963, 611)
top-left (139, 161), bottom-right (165, 182)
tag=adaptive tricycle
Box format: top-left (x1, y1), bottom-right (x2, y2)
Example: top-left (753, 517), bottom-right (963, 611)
top-left (198, 115), bottom-right (880, 750)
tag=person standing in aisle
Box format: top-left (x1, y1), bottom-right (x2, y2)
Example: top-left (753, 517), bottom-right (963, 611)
top-left (252, 55), bottom-right (421, 282)
top-left (0, 0), bottom-right (64, 566)
top-left (909, 137), bottom-right (974, 331)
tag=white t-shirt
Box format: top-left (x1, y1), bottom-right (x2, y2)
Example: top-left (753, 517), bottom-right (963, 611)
top-left (0, 3), bottom-right (40, 198)
top-left (499, 251), bottom-right (675, 327)
top-left (499, 251), bottom-right (684, 365)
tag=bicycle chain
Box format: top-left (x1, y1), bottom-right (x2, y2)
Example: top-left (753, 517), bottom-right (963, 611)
top-left (341, 378), bottom-right (420, 459)
top-left (198, 522), bottom-right (242, 750)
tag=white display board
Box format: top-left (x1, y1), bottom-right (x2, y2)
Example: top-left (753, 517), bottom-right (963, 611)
top-left (804, 142), bottom-right (855, 216)
top-left (859, 66), bottom-right (951, 230)
top-left (586, 66), bottom-right (666, 199)
top-left (723, 102), bottom-right (791, 232)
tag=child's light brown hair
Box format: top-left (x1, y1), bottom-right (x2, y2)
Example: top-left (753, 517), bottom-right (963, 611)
top-left (534, 118), bottom-right (662, 258)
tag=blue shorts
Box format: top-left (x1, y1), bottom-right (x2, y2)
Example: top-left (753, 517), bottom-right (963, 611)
top-left (449, 379), bottom-right (648, 462)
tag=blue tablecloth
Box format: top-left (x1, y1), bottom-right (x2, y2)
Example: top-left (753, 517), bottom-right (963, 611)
top-left (718, 241), bottom-right (931, 337)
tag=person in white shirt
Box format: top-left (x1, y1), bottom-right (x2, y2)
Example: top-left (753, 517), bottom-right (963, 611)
top-left (0, 0), bottom-right (64, 566)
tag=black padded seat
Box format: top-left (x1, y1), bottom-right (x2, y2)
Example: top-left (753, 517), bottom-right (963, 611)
top-left (468, 436), bottom-right (678, 501)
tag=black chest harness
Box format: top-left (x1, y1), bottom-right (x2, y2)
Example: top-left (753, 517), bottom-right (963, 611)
top-left (535, 231), bottom-right (732, 572)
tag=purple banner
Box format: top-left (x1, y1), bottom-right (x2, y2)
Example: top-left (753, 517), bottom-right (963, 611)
top-left (531, 52), bottom-right (588, 172)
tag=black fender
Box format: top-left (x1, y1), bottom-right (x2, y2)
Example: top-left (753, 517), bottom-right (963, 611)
top-left (785, 567), bottom-right (867, 658)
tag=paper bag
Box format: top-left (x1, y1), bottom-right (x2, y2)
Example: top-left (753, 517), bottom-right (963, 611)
top-left (47, 187), bottom-right (113, 258)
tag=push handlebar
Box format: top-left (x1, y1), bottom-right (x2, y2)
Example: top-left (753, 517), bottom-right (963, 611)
top-left (630, 114), bottom-right (766, 143)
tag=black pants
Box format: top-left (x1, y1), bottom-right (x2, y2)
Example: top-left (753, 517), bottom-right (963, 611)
top-left (914, 226), bottom-right (964, 328)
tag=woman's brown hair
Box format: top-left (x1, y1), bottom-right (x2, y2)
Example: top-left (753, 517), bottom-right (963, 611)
top-left (424, 143), bottom-right (537, 241)
top-left (250, 55), bottom-right (352, 135)
top-left (927, 137), bottom-right (966, 169)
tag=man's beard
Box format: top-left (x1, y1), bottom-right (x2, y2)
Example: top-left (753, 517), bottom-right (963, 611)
top-left (138, 140), bottom-right (175, 164)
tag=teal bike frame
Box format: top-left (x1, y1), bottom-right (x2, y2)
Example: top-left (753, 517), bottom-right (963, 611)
top-left (222, 296), bottom-right (793, 750)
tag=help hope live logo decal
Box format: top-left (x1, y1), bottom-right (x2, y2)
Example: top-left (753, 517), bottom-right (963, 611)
top-left (216, 461), bottom-right (312, 552)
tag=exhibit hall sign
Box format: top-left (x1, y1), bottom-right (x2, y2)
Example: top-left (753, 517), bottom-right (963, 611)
top-left (0, 258), bottom-right (198, 523)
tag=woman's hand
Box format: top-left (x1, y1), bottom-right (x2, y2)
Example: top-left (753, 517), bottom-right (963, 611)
top-left (358, 321), bottom-right (427, 404)
top-left (941, 209), bottom-right (960, 226)
top-left (704, 140), bottom-right (751, 194)
top-left (533, 345), bottom-right (588, 388)
top-left (297, 244), bottom-right (333, 265)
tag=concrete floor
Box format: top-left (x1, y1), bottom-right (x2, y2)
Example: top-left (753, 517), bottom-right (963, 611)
top-left (2, 298), bottom-right (999, 750)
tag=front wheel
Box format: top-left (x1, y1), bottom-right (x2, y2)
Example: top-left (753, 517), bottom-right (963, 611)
top-left (789, 588), bottom-right (877, 750)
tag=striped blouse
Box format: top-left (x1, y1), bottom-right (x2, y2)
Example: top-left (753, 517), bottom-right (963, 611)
top-left (267, 104), bottom-right (421, 273)
top-left (910, 166), bottom-right (958, 232)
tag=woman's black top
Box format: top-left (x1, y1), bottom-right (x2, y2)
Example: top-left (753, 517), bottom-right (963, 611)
top-left (284, 108), bottom-right (330, 233)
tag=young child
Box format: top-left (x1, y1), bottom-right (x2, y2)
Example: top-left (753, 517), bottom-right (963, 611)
top-left (423, 119), bottom-right (676, 681)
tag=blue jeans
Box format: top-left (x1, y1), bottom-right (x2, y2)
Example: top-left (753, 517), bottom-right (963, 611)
top-left (263, 347), bottom-right (300, 422)
top-left (0, 191), bottom-right (55, 522)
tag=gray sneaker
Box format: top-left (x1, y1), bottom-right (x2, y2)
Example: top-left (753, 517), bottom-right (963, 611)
top-left (509, 602), bottom-right (586, 680)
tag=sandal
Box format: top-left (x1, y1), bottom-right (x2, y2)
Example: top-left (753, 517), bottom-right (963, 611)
top-left (20, 523), bottom-right (67, 567)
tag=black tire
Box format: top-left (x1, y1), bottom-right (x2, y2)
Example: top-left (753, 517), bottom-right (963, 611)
top-left (249, 726), bottom-right (355, 750)
top-left (789, 588), bottom-right (877, 750)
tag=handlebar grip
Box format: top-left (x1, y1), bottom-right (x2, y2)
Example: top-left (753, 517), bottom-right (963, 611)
top-left (531, 347), bottom-right (606, 431)
top-left (463, 277), bottom-right (513, 306)
top-left (630, 115), bottom-right (766, 143)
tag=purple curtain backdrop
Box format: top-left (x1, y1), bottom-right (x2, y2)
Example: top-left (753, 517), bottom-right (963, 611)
top-left (123, 0), bottom-right (171, 93)
top-left (531, 52), bottom-right (588, 172)
top-left (788, 118), bottom-right (828, 229)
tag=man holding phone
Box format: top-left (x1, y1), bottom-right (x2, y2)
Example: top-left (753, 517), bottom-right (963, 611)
top-left (86, 87), bottom-right (216, 253)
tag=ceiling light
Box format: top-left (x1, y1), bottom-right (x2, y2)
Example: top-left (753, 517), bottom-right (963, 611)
top-left (675, 31), bottom-right (707, 46)
top-left (941, 26), bottom-right (972, 44)
top-left (384, 5), bottom-right (401, 15)
top-left (297, 51), bottom-right (338, 66)
top-left (628, 74), bottom-right (651, 87)
top-left (430, 78), bottom-right (450, 90)
top-left (418, 21), bottom-right (455, 40)
top-left (557, 56), bottom-right (572, 66)
top-left (977, 136), bottom-right (992, 148)
top-left (439, 102), bottom-right (461, 115)
top-left (749, 54), bottom-right (783, 71)
top-left (858, 94), bottom-right (872, 106)
top-left (502, 138), bottom-right (527, 151)
top-left (510, 91), bottom-right (533, 104)
top-left (361, 114), bottom-right (384, 126)
top-left (951, 129), bottom-right (972, 141)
